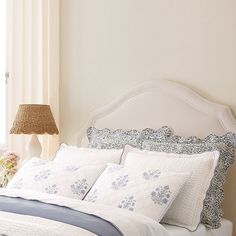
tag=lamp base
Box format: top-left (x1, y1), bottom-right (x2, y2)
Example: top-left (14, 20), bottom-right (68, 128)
top-left (27, 134), bottom-right (42, 158)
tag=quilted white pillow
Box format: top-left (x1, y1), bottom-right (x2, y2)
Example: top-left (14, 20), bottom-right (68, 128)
top-left (54, 143), bottom-right (123, 165)
top-left (7, 157), bottom-right (105, 200)
top-left (121, 145), bottom-right (219, 231)
top-left (85, 164), bottom-right (189, 222)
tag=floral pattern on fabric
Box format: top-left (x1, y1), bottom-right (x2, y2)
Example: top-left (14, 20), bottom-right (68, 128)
top-left (85, 189), bottom-right (98, 203)
top-left (142, 132), bottom-right (236, 228)
top-left (34, 170), bottom-right (51, 181)
top-left (7, 157), bottom-right (104, 200)
top-left (84, 163), bottom-right (188, 221)
top-left (45, 184), bottom-right (58, 194)
top-left (151, 185), bottom-right (171, 205)
top-left (118, 196), bottom-right (136, 211)
top-left (111, 175), bottom-right (129, 190)
top-left (71, 179), bottom-right (89, 196)
top-left (87, 126), bottom-right (172, 149)
top-left (143, 170), bottom-right (161, 180)
top-left (137, 127), bottom-right (172, 147)
top-left (106, 165), bottom-right (122, 173)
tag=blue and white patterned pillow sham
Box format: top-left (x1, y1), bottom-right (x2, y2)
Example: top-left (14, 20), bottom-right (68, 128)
top-left (86, 126), bottom-right (172, 149)
top-left (141, 132), bottom-right (236, 229)
top-left (85, 163), bottom-right (189, 222)
top-left (7, 157), bottom-right (105, 200)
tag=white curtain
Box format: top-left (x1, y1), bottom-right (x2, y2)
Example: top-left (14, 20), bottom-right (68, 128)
top-left (7, 0), bottom-right (60, 159)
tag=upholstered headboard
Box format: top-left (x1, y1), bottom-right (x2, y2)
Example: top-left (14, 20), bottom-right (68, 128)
top-left (77, 79), bottom-right (236, 233)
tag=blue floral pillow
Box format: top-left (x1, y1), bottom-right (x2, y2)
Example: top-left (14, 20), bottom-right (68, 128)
top-left (87, 126), bottom-right (172, 149)
top-left (7, 157), bottom-right (105, 200)
top-left (85, 163), bottom-right (189, 222)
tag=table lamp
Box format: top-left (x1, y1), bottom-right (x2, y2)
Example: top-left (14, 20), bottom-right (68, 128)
top-left (10, 104), bottom-right (59, 158)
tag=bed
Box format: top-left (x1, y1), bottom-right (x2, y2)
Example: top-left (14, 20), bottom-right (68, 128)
top-left (77, 79), bottom-right (236, 235)
top-left (0, 79), bottom-right (235, 236)
top-left (164, 219), bottom-right (232, 236)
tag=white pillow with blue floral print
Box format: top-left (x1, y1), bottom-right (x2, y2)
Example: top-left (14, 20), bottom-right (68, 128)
top-left (84, 164), bottom-right (189, 222)
top-left (121, 145), bottom-right (219, 231)
top-left (7, 157), bottom-right (105, 200)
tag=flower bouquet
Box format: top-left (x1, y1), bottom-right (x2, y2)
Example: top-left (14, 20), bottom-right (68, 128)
top-left (0, 152), bottom-right (20, 188)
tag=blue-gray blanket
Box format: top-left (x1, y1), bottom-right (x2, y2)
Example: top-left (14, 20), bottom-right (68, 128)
top-left (0, 196), bottom-right (122, 236)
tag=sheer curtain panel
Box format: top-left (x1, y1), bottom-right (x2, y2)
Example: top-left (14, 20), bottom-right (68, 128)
top-left (7, 0), bottom-right (60, 159)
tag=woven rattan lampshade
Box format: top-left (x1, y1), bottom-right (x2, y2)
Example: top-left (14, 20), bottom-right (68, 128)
top-left (10, 104), bottom-right (59, 135)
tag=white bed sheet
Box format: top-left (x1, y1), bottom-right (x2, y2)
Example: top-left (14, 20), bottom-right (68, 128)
top-left (164, 219), bottom-right (233, 236)
top-left (0, 189), bottom-right (169, 236)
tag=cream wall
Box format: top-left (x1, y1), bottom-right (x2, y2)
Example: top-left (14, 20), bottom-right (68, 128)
top-left (60, 0), bottom-right (236, 144)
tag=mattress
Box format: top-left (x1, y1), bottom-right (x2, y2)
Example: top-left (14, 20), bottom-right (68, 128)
top-left (164, 219), bottom-right (233, 236)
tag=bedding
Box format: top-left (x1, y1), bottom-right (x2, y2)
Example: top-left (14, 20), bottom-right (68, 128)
top-left (0, 211), bottom-right (96, 236)
top-left (85, 163), bottom-right (189, 221)
top-left (121, 145), bottom-right (219, 231)
top-left (141, 132), bottom-right (236, 229)
top-left (7, 157), bottom-right (104, 200)
top-left (0, 189), bottom-right (170, 236)
top-left (54, 143), bottom-right (123, 165)
top-left (164, 219), bottom-right (233, 236)
top-left (0, 196), bottom-right (122, 236)
top-left (87, 126), bottom-right (172, 149)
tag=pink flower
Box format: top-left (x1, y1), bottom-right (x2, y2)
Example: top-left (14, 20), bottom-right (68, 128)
top-left (0, 152), bottom-right (20, 171)
top-left (0, 152), bottom-right (20, 187)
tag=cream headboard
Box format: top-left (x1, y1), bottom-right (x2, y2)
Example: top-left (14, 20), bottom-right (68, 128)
top-left (77, 79), bottom-right (236, 233)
